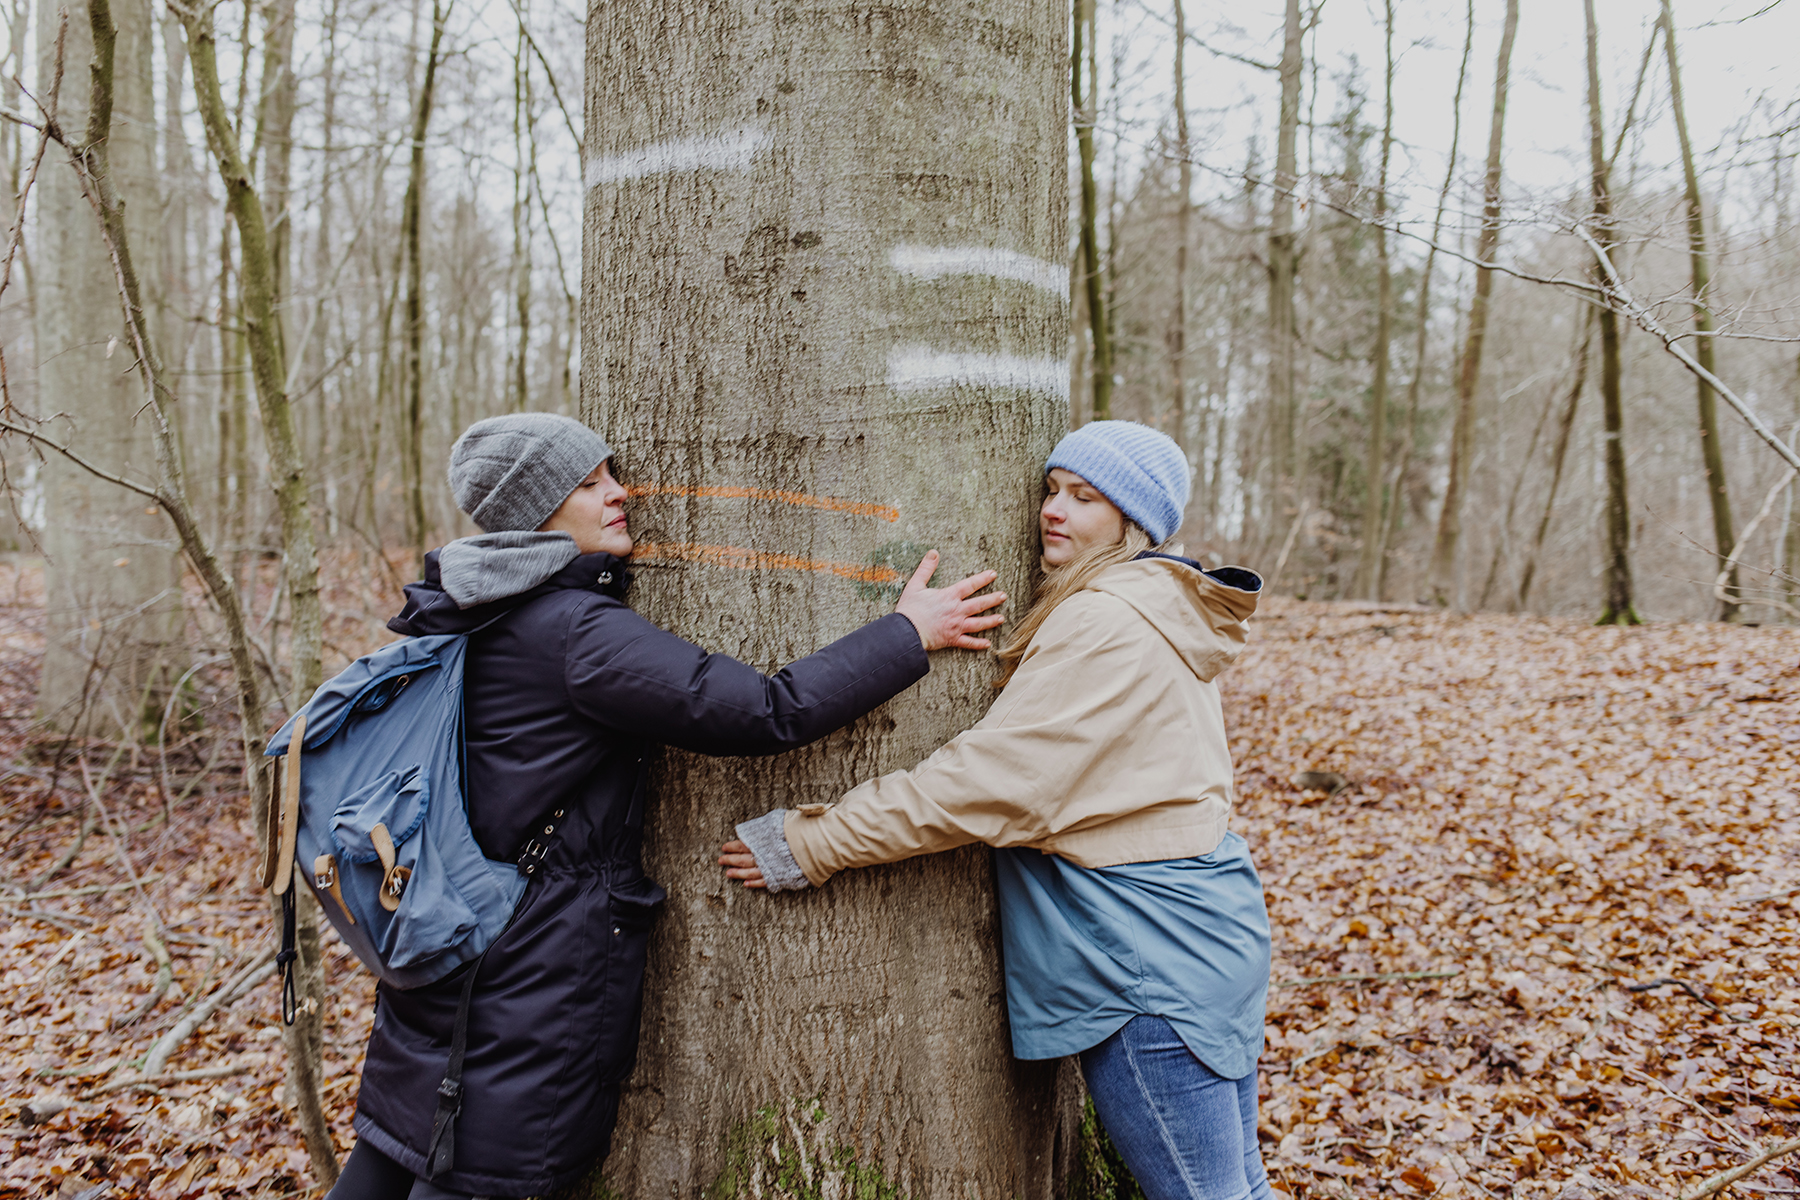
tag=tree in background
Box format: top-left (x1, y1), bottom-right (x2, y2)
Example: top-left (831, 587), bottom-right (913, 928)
top-left (1662, 0), bottom-right (1738, 622)
top-left (1427, 0), bottom-right (1518, 608)
top-left (1584, 0), bottom-right (1639, 627)
top-left (32, 0), bottom-right (182, 739)
top-left (584, 0), bottom-right (1075, 1192)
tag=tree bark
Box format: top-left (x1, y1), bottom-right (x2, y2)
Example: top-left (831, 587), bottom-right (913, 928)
top-left (1167, 0), bottom-right (1190, 458)
top-left (1585, 0), bottom-right (1638, 626)
top-left (1376, 0), bottom-right (1472, 600)
top-left (1073, 0), bottom-right (1110, 420)
top-left (584, 0), bottom-right (1074, 1194)
top-left (33, 0), bottom-right (182, 740)
top-left (1426, 0), bottom-right (1518, 608)
top-left (401, 0), bottom-right (448, 565)
top-left (1354, 0), bottom-right (1394, 600)
top-left (181, 4), bottom-right (326, 695)
top-left (1661, 0), bottom-right (1737, 621)
top-left (1517, 309), bottom-right (1592, 612)
top-left (1266, 0), bottom-right (1302, 504)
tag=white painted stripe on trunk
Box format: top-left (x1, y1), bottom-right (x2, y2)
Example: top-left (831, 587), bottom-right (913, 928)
top-left (889, 244), bottom-right (1070, 298)
top-left (584, 125), bottom-right (772, 187)
top-left (886, 345), bottom-right (1069, 400)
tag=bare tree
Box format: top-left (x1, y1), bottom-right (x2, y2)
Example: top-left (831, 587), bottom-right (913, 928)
top-left (1266, 0), bottom-right (1302, 503)
top-left (1074, 0), bottom-right (1111, 420)
top-left (33, 0), bottom-right (182, 739)
top-left (1661, 0), bottom-right (1738, 621)
top-left (1354, 0), bottom-right (1395, 599)
top-left (1584, 0), bottom-right (1638, 626)
top-left (1427, 0), bottom-right (1519, 608)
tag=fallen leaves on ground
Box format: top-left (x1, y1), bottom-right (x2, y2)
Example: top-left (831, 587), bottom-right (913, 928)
top-left (4, 578), bottom-right (1797, 1199)
top-left (1230, 599), bottom-right (1800, 1199)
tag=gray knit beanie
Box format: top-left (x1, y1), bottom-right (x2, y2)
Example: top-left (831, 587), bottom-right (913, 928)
top-left (448, 413), bottom-right (613, 533)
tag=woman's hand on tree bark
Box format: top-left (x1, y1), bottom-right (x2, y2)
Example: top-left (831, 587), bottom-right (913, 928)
top-left (893, 550), bottom-right (1005, 651)
top-left (718, 839), bottom-right (766, 889)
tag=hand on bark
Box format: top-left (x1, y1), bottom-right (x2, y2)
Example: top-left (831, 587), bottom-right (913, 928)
top-left (718, 839), bottom-right (766, 889)
top-left (893, 550), bottom-right (1005, 651)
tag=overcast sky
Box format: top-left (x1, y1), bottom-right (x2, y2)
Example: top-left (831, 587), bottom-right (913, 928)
top-left (1105, 0), bottom-right (1796, 234)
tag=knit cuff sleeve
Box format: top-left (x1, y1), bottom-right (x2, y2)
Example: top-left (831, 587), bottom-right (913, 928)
top-left (734, 809), bottom-right (811, 894)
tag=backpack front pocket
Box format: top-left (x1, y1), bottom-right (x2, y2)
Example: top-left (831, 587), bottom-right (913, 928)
top-left (329, 767), bottom-right (482, 969)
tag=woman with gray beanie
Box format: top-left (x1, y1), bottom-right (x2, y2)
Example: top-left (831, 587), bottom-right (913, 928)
top-left (722, 420), bottom-right (1274, 1200)
top-left (326, 412), bottom-right (1004, 1200)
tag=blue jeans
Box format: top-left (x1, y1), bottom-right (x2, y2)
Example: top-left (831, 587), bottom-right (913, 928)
top-left (1080, 1015), bottom-right (1273, 1200)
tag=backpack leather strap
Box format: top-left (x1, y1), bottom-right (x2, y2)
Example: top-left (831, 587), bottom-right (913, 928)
top-left (424, 951), bottom-right (485, 1180)
top-left (270, 713), bottom-right (307, 896)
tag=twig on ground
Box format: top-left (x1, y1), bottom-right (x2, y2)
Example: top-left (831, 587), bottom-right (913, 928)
top-left (1627, 977), bottom-right (1754, 1022)
top-left (1623, 1065), bottom-right (1759, 1153)
top-left (83, 1064), bottom-right (249, 1098)
top-left (112, 924), bottom-right (173, 1028)
top-left (1277, 969), bottom-right (1462, 988)
top-left (140, 946), bottom-right (277, 1077)
top-left (0, 872), bottom-right (167, 902)
top-left (1678, 1137), bottom-right (1800, 1200)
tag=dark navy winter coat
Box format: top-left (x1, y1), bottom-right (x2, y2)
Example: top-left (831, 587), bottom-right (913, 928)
top-left (351, 550), bottom-right (929, 1196)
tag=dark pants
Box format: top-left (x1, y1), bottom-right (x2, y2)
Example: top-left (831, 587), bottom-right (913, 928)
top-left (326, 1142), bottom-right (486, 1200)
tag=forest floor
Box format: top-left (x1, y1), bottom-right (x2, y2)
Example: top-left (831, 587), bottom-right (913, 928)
top-left (1, 571), bottom-right (1797, 1199)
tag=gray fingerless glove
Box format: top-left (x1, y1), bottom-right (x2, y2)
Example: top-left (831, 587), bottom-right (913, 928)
top-left (733, 809), bottom-right (811, 893)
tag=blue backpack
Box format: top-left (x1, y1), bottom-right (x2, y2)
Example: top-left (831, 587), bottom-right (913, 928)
top-left (262, 625), bottom-right (558, 1177)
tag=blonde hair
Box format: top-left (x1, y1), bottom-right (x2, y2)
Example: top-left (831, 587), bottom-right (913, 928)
top-left (994, 523), bottom-right (1154, 687)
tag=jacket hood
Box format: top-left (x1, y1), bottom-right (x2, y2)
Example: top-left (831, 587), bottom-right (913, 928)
top-left (1084, 554), bottom-right (1262, 683)
top-left (388, 548), bottom-right (632, 637)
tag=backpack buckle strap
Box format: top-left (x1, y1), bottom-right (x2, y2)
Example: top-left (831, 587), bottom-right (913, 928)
top-left (514, 807), bottom-right (565, 877)
top-left (424, 951), bottom-right (484, 1180)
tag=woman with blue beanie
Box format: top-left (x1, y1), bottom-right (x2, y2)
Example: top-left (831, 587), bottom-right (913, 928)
top-left (721, 419), bottom-right (1273, 1200)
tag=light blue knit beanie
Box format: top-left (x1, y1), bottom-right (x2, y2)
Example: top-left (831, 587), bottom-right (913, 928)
top-left (1045, 420), bottom-right (1191, 544)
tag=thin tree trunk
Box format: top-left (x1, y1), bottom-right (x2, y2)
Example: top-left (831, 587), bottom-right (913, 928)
top-left (1427, 0), bottom-right (1518, 608)
top-left (178, 14), bottom-right (336, 1180)
top-left (1479, 347), bottom-right (1572, 609)
top-left (1266, 0), bottom-right (1302, 503)
top-left (1168, 0), bottom-right (1190, 459)
top-left (1377, 0), bottom-right (1473, 600)
top-left (1073, 0), bottom-right (1110, 418)
top-left (1517, 310), bottom-right (1593, 611)
top-left (1661, 0), bottom-right (1737, 621)
top-left (402, 0), bottom-right (448, 567)
top-left (1585, 0), bottom-right (1638, 625)
top-left (509, 13), bottom-right (531, 414)
top-left (586, 0), bottom-right (1076, 1192)
top-left (1355, 0), bottom-right (1394, 600)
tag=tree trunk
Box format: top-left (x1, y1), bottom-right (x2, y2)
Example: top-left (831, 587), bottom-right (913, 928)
top-left (1376, 0), bottom-right (1473, 600)
top-left (584, 1), bottom-right (1076, 1194)
top-left (1585, 0), bottom-right (1638, 626)
top-left (1426, 0), bottom-right (1518, 608)
top-left (1073, 0), bottom-right (1110, 419)
top-left (1354, 0), bottom-right (1394, 600)
top-left (1266, 0), bottom-right (1302, 505)
top-left (34, 0), bottom-right (181, 741)
top-left (1517, 309), bottom-right (1592, 612)
top-left (181, 5), bottom-right (326, 697)
top-left (1661, 0), bottom-right (1737, 621)
top-left (1168, 0), bottom-right (1190, 459)
top-left (509, 14), bottom-right (531, 414)
top-left (402, 0), bottom-right (447, 567)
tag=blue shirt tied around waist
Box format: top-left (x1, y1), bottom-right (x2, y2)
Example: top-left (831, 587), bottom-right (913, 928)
top-left (995, 830), bottom-right (1271, 1078)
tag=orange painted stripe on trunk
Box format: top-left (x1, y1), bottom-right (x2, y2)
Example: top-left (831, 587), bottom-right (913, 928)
top-left (631, 542), bottom-right (901, 585)
top-left (626, 484), bottom-right (899, 522)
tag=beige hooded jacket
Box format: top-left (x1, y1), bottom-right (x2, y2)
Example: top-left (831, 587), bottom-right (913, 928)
top-left (784, 556), bottom-right (1262, 887)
